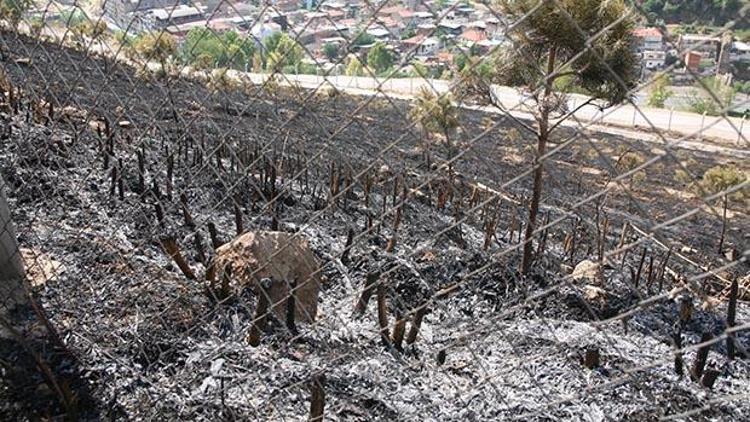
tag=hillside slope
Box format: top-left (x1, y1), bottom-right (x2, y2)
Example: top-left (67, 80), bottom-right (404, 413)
top-left (1, 31), bottom-right (749, 420)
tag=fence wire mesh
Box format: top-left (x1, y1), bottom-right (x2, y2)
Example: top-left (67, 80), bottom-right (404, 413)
top-left (1, 0), bottom-right (749, 419)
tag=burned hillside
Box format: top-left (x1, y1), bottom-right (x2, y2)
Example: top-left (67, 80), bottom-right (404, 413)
top-left (1, 31), bottom-right (749, 420)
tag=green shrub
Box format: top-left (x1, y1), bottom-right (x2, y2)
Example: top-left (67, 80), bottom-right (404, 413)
top-left (0, 0), bottom-right (31, 28)
top-left (616, 151), bottom-right (645, 172)
top-left (699, 165), bottom-right (749, 202)
top-left (674, 169), bottom-right (692, 185)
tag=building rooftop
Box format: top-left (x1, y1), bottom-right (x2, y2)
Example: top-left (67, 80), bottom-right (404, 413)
top-left (439, 21), bottom-right (464, 30)
top-left (366, 28), bottom-right (391, 38)
top-left (379, 6), bottom-right (408, 16)
top-left (149, 5), bottom-right (204, 21)
top-left (461, 29), bottom-right (487, 43)
top-left (414, 11), bottom-right (434, 19)
top-left (633, 27), bottom-right (662, 39)
top-left (680, 34), bottom-right (721, 42)
top-left (402, 34), bottom-right (427, 45)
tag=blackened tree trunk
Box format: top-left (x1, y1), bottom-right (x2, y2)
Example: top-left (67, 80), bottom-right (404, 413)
top-left (521, 47), bottom-right (556, 275)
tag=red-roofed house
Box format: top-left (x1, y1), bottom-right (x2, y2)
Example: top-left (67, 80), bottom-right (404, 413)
top-left (436, 51), bottom-right (453, 65)
top-left (378, 5), bottom-right (415, 26)
top-left (633, 27), bottom-right (663, 52)
top-left (376, 16), bottom-right (404, 37)
top-left (402, 33), bottom-right (426, 46)
top-left (327, 10), bottom-right (345, 20)
top-left (460, 29), bottom-right (487, 44)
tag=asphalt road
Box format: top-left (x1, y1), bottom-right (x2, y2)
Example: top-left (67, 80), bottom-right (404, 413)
top-left (228, 71), bottom-right (750, 157)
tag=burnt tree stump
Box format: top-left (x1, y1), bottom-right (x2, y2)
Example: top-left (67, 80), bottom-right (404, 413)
top-left (248, 278), bottom-right (271, 347)
top-left (406, 306), bottom-right (428, 345)
top-left (377, 283), bottom-right (390, 346)
top-left (354, 272), bottom-right (379, 315)
top-left (309, 374), bottom-right (325, 421)
top-left (160, 236), bottom-right (196, 280)
top-left (727, 278), bottom-right (738, 360)
top-left (691, 333), bottom-right (712, 381)
top-left (700, 368), bottom-right (720, 389)
top-left (584, 347), bottom-right (600, 369)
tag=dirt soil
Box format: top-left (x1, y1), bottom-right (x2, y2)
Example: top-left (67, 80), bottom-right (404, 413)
top-left (1, 32), bottom-right (749, 420)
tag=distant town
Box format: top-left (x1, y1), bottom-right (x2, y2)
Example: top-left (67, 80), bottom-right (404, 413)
top-left (27, 0), bottom-right (750, 113)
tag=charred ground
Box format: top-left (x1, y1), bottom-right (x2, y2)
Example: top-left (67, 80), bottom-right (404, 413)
top-left (1, 32), bottom-right (749, 420)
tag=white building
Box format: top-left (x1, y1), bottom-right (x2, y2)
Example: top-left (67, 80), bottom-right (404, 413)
top-left (642, 50), bottom-right (666, 69)
top-left (730, 41), bottom-right (750, 62)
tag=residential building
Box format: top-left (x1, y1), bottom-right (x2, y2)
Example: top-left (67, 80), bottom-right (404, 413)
top-left (402, 34), bottom-right (440, 57)
top-left (678, 34), bottom-right (722, 61)
top-left (102, 0), bottom-right (177, 28)
top-left (438, 21), bottom-right (463, 37)
top-left (642, 50), bottom-right (666, 69)
top-left (460, 29), bottom-right (487, 46)
top-left (147, 5), bottom-right (205, 29)
top-left (730, 41), bottom-right (750, 62)
top-left (366, 27), bottom-right (391, 41)
top-left (633, 27), bottom-right (663, 52)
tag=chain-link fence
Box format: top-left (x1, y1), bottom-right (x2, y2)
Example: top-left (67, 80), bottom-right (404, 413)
top-left (1, 0), bottom-right (749, 419)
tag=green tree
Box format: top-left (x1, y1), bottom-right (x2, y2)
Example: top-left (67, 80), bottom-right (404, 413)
top-left (345, 55), bottom-right (364, 76)
top-left (643, 0), bottom-right (664, 14)
top-left (367, 41), bottom-right (393, 74)
top-left (266, 51), bottom-right (284, 72)
top-left (133, 31), bottom-right (177, 65)
top-left (689, 76), bottom-right (735, 116)
top-left (699, 164), bottom-right (748, 251)
top-left (0, 0), bottom-right (30, 28)
top-left (409, 87), bottom-right (459, 167)
top-left (180, 28), bottom-right (255, 70)
top-left (700, 165), bottom-right (748, 202)
top-left (207, 68), bottom-right (238, 113)
top-left (452, 0), bottom-right (638, 275)
top-left (410, 60), bottom-right (429, 78)
top-left (70, 18), bottom-right (109, 47)
top-left (132, 32), bottom-right (179, 121)
top-left (263, 31), bottom-right (283, 55)
top-left (352, 32), bottom-right (375, 46)
top-left (647, 73), bottom-right (673, 108)
top-left (265, 33), bottom-right (303, 71)
top-left (322, 42), bottom-right (338, 61)
top-left (453, 53), bottom-right (468, 72)
top-left (60, 7), bottom-right (87, 29)
top-left (649, 0), bottom-right (744, 25)
top-left (400, 27), bottom-right (416, 40)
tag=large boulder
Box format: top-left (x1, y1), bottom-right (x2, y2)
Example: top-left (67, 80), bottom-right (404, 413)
top-left (571, 259), bottom-right (601, 284)
top-left (213, 231), bottom-right (321, 323)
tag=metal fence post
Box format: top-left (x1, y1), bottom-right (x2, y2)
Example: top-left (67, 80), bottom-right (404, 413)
top-left (738, 116), bottom-right (745, 145)
top-left (668, 107), bottom-right (674, 132)
top-left (0, 176), bottom-right (27, 321)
